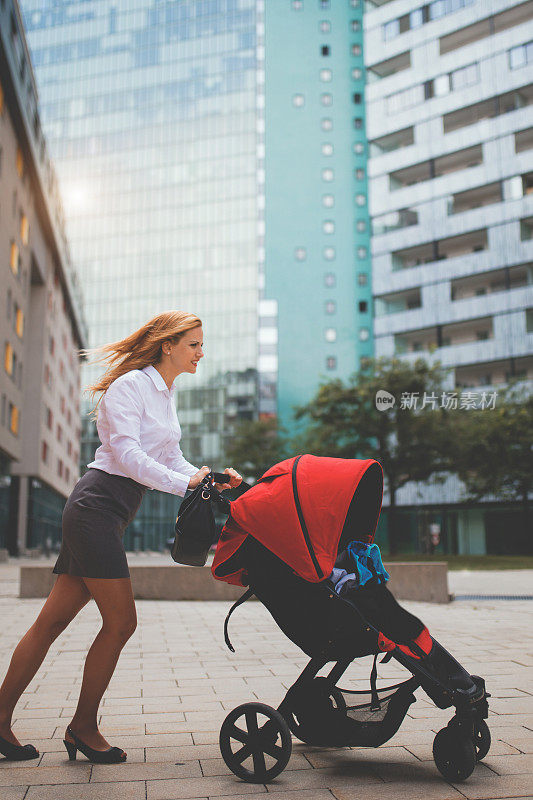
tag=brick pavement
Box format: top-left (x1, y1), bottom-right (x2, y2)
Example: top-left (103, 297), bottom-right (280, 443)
top-left (0, 572), bottom-right (532, 800)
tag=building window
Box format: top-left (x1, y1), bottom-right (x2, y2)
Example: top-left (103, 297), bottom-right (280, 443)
top-left (358, 272), bottom-right (368, 286)
top-left (351, 44), bottom-right (361, 56)
top-left (322, 194), bottom-right (335, 207)
top-left (321, 93), bottom-right (333, 106)
top-left (509, 42), bottom-right (533, 70)
top-left (322, 168), bottom-right (334, 181)
top-left (322, 143), bottom-right (334, 156)
top-left (350, 0), bottom-right (360, 6)
top-left (359, 300), bottom-right (368, 313)
top-left (10, 242), bottom-right (19, 275)
top-left (15, 148), bottom-right (24, 178)
top-left (356, 219), bottom-right (367, 232)
top-left (324, 272), bottom-right (336, 287)
top-left (323, 220), bottom-right (335, 234)
top-left (320, 20), bottom-right (331, 33)
top-left (321, 118), bottom-right (333, 131)
top-left (57, 424), bottom-right (63, 443)
top-left (321, 45), bottom-right (330, 56)
top-left (15, 308), bottom-right (24, 338)
top-left (325, 327), bottom-right (337, 342)
top-left (49, 336), bottom-right (55, 355)
top-left (326, 356), bottom-right (337, 370)
top-left (355, 193), bottom-right (366, 206)
top-left (292, 0), bottom-right (303, 8)
top-left (354, 142), bottom-right (365, 154)
top-left (353, 117), bottom-right (363, 129)
top-left (320, 0), bottom-right (331, 9)
top-left (46, 407), bottom-right (53, 429)
top-left (58, 459), bottom-right (63, 478)
top-left (0, 82), bottom-right (4, 115)
top-left (352, 68), bottom-right (362, 80)
top-left (323, 247), bottom-right (336, 260)
top-left (293, 94), bottom-right (305, 107)
top-left (42, 441), bottom-right (48, 463)
top-left (4, 342), bottom-right (13, 376)
top-left (294, 247), bottom-right (307, 261)
top-left (325, 300), bottom-right (336, 314)
top-left (355, 168), bottom-right (365, 180)
top-left (351, 20), bottom-right (361, 32)
top-left (383, 19), bottom-right (400, 40)
top-left (0, 395), bottom-right (5, 427)
top-left (10, 404), bottom-right (19, 436)
top-left (20, 214), bottom-right (29, 245)
top-left (353, 93), bottom-right (362, 104)
top-left (357, 246), bottom-right (367, 259)
top-left (320, 69), bottom-right (332, 82)
top-left (359, 327), bottom-right (370, 341)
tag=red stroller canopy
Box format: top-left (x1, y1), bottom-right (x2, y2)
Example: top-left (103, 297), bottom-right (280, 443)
top-left (212, 454), bottom-right (383, 587)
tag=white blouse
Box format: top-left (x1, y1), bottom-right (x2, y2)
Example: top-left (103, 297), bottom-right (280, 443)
top-left (87, 364), bottom-right (198, 496)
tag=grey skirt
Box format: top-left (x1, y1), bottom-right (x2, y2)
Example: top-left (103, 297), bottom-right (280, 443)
top-left (53, 468), bottom-right (147, 579)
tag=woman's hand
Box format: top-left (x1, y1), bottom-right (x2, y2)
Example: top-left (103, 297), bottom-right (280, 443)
top-left (187, 466), bottom-right (211, 491)
top-left (214, 467), bottom-right (242, 492)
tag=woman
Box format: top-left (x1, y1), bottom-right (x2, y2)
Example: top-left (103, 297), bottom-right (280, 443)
top-left (0, 311), bottom-right (241, 764)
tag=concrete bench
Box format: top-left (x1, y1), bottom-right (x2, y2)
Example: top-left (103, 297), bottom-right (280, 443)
top-left (19, 561), bottom-right (449, 603)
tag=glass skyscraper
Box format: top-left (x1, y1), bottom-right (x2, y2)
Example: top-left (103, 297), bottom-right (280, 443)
top-left (21, 0), bottom-right (260, 546)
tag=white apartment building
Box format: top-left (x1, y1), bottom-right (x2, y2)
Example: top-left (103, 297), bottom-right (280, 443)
top-left (365, 0), bottom-right (533, 553)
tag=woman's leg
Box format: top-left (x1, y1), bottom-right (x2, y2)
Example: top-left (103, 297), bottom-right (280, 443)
top-left (66, 577), bottom-right (137, 751)
top-left (0, 574), bottom-right (91, 746)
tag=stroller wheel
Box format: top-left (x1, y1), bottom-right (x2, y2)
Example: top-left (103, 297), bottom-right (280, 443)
top-left (473, 719), bottom-right (491, 761)
top-left (219, 702), bottom-right (292, 783)
top-left (433, 727), bottom-right (476, 782)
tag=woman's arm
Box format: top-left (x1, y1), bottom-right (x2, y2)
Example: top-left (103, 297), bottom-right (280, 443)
top-left (104, 377), bottom-right (195, 495)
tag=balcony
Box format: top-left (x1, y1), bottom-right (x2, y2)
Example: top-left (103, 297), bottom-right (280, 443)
top-left (448, 181), bottom-right (503, 215)
top-left (394, 316), bottom-right (494, 355)
top-left (368, 51), bottom-right (411, 82)
top-left (392, 228), bottom-right (488, 270)
top-left (375, 288), bottom-right (422, 316)
top-left (389, 144), bottom-right (483, 189)
top-left (455, 355), bottom-right (533, 388)
top-left (439, 1), bottom-right (533, 56)
top-left (372, 207), bottom-right (418, 235)
top-left (369, 126), bottom-right (414, 157)
top-left (451, 263), bottom-right (532, 300)
top-left (443, 84), bottom-right (533, 134)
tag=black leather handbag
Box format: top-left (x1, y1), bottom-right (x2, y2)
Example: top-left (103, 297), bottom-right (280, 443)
top-left (171, 472), bottom-right (231, 566)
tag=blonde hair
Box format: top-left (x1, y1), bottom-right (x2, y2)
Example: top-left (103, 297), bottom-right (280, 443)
top-left (85, 310), bottom-right (202, 416)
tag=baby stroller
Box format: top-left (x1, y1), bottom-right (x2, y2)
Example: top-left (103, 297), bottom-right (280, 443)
top-left (211, 455), bottom-right (491, 784)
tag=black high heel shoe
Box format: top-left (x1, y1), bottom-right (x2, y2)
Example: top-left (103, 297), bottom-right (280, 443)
top-left (0, 733), bottom-right (39, 761)
top-left (63, 725), bottom-right (126, 764)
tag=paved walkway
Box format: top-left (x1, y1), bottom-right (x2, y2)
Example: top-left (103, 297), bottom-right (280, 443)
top-left (0, 567), bottom-right (531, 800)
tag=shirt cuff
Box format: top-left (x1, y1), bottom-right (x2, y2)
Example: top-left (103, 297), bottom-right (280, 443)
top-left (170, 471), bottom-right (193, 496)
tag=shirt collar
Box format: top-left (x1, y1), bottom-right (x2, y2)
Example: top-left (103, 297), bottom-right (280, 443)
top-left (143, 364), bottom-right (175, 394)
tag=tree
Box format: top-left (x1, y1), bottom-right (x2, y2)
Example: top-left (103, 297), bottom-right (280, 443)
top-left (225, 417), bottom-right (288, 482)
top-left (295, 358), bottom-right (452, 553)
top-left (451, 384), bottom-right (533, 549)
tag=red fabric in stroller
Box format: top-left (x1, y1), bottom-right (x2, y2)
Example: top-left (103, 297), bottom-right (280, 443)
top-left (212, 454), bottom-right (384, 586)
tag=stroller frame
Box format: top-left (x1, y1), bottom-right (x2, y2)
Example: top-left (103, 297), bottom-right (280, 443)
top-left (218, 546), bottom-right (491, 785)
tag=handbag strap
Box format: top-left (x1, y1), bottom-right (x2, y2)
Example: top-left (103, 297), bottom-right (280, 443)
top-left (224, 588), bottom-right (255, 652)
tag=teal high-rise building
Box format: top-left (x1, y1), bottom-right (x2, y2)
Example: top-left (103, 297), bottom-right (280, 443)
top-left (260, 0), bottom-right (372, 427)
